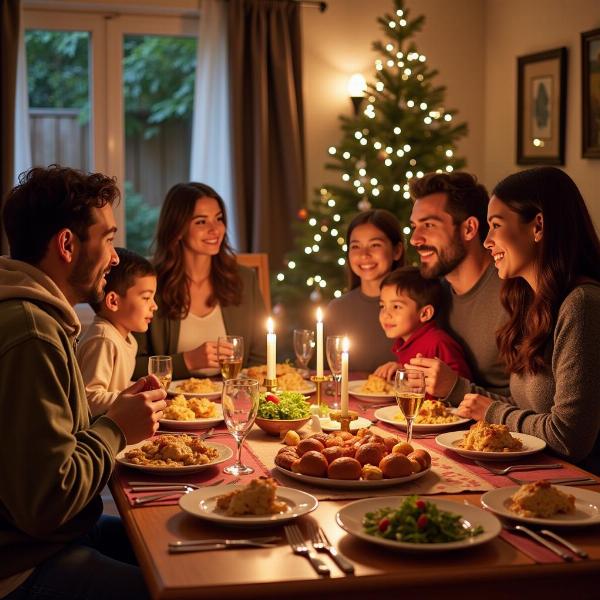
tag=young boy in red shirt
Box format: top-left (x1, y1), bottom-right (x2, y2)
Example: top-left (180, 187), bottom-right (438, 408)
top-left (374, 267), bottom-right (471, 381)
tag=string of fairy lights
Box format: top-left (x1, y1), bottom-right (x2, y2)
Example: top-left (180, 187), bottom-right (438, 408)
top-left (276, 7), bottom-right (458, 300)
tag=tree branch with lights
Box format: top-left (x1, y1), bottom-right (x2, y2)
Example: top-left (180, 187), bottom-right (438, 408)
top-left (272, 0), bottom-right (468, 328)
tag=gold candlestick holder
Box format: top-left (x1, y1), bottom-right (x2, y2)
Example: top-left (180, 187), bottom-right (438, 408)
top-left (263, 377), bottom-right (278, 393)
top-left (329, 409), bottom-right (359, 433)
top-left (310, 374), bottom-right (331, 417)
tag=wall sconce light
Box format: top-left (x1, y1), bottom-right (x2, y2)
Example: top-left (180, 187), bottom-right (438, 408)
top-left (347, 73), bottom-right (367, 116)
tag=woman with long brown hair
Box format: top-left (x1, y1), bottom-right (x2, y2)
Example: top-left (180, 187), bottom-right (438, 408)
top-left (456, 167), bottom-right (600, 472)
top-left (133, 182), bottom-right (267, 379)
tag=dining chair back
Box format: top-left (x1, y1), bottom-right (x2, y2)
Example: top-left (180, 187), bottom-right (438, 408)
top-left (236, 253), bottom-right (271, 312)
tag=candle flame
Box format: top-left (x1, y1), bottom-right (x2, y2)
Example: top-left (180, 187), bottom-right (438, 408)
top-left (316, 307), bottom-right (323, 322)
top-left (266, 317), bottom-right (274, 333)
top-left (342, 336), bottom-right (350, 352)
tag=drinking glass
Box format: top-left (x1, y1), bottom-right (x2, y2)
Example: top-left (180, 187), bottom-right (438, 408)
top-left (293, 329), bottom-right (315, 377)
top-left (148, 355), bottom-right (172, 391)
top-left (394, 368), bottom-right (426, 445)
top-left (217, 335), bottom-right (244, 380)
top-left (326, 335), bottom-right (344, 409)
top-left (221, 378), bottom-right (259, 475)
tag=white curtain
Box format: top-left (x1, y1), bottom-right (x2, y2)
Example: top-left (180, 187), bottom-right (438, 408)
top-left (13, 9), bottom-right (31, 184)
top-left (190, 0), bottom-right (237, 249)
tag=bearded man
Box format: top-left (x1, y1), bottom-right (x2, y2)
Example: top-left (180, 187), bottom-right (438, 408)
top-left (0, 165), bottom-right (166, 599)
top-left (407, 172), bottom-right (509, 403)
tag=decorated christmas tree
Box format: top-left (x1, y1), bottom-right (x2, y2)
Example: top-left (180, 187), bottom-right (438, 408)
top-left (272, 0), bottom-right (468, 328)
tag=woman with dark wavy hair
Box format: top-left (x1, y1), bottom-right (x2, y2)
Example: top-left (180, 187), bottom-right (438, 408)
top-left (456, 167), bottom-right (600, 473)
top-left (133, 182), bottom-right (267, 379)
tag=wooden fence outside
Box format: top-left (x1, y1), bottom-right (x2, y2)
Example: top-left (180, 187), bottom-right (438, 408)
top-left (29, 108), bottom-right (191, 207)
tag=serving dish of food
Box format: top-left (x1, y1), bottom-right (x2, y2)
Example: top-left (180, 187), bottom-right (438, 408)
top-left (116, 434), bottom-right (232, 474)
top-left (274, 429), bottom-right (432, 488)
top-left (336, 495), bottom-right (501, 552)
top-left (481, 481), bottom-right (600, 527)
top-left (374, 402), bottom-right (470, 433)
top-left (168, 378), bottom-right (222, 400)
top-left (254, 391), bottom-right (312, 435)
top-left (159, 395), bottom-right (224, 430)
top-left (348, 375), bottom-right (395, 402)
top-left (435, 422), bottom-right (546, 460)
top-left (179, 477), bottom-right (318, 525)
top-left (244, 363), bottom-right (315, 393)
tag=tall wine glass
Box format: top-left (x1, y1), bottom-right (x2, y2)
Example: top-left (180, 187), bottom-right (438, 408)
top-left (221, 378), bottom-right (259, 475)
top-left (293, 329), bottom-right (315, 378)
top-left (217, 335), bottom-right (244, 380)
top-left (326, 335), bottom-right (344, 409)
top-left (148, 355), bottom-right (172, 391)
top-left (394, 368), bottom-right (426, 445)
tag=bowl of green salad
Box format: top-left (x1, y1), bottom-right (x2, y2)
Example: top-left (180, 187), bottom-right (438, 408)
top-left (254, 391), bottom-right (311, 436)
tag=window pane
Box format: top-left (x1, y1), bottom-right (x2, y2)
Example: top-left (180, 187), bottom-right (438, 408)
top-left (123, 34), bottom-right (197, 256)
top-left (25, 30), bottom-right (92, 170)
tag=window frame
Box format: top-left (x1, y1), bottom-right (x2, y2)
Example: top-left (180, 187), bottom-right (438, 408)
top-left (23, 7), bottom-right (198, 246)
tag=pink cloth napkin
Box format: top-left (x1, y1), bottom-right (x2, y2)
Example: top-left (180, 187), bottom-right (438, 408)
top-left (115, 429), bottom-right (271, 507)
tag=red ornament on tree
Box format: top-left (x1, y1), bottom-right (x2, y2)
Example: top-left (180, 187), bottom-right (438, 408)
top-left (297, 208), bottom-right (308, 220)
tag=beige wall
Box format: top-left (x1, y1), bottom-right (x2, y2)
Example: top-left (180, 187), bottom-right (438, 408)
top-left (301, 0), bottom-right (486, 200)
top-left (484, 0), bottom-right (600, 225)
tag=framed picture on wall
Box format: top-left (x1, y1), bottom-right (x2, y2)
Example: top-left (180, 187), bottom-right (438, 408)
top-left (582, 28), bottom-right (600, 158)
top-left (516, 47), bottom-right (567, 165)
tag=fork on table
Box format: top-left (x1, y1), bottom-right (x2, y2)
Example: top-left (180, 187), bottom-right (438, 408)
top-left (131, 477), bottom-right (239, 505)
top-left (473, 461), bottom-right (562, 476)
top-left (309, 525), bottom-right (354, 574)
top-left (506, 474), bottom-right (598, 486)
top-left (284, 524), bottom-right (330, 577)
top-left (129, 478), bottom-right (225, 493)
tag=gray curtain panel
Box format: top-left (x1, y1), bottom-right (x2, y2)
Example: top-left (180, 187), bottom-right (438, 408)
top-left (228, 0), bottom-right (306, 268)
top-left (0, 0), bottom-right (20, 255)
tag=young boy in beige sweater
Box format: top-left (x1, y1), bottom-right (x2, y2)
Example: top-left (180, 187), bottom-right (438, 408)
top-left (77, 247), bottom-right (157, 415)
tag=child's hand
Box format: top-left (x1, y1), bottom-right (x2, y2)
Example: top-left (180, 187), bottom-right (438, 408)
top-left (374, 361), bottom-right (399, 381)
top-left (405, 354), bottom-right (458, 397)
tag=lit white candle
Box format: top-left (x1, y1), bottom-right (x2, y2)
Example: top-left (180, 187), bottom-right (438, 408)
top-left (316, 307), bottom-right (324, 377)
top-left (266, 317), bottom-right (276, 380)
top-left (341, 337), bottom-right (349, 416)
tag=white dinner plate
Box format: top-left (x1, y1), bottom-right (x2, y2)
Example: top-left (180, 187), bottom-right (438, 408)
top-left (169, 379), bottom-right (223, 400)
top-left (435, 430), bottom-right (546, 461)
top-left (336, 496), bottom-right (501, 552)
top-left (480, 486), bottom-right (600, 527)
top-left (279, 380), bottom-right (316, 394)
top-left (320, 416), bottom-right (372, 432)
top-left (179, 484), bottom-right (318, 525)
top-left (374, 405), bottom-right (471, 433)
top-left (159, 404), bottom-right (224, 431)
top-left (348, 379), bottom-right (395, 402)
top-left (240, 368), bottom-right (316, 394)
top-left (274, 465), bottom-right (430, 489)
top-left (116, 440), bottom-right (232, 474)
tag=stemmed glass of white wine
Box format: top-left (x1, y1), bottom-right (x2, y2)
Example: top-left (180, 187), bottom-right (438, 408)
top-left (394, 368), bottom-right (426, 445)
top-left (326, 335), bottom-right (344, 409)
top-left (293, 329), bottom-right (315, 378)
top-left (217, 335), bottom-right (244, 380)
top-left (148, 355), bottom-right (173, 391)
top-left (221, 378), bottom-right (259, 475)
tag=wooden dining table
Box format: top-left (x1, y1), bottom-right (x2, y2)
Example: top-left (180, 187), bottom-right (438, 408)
top-left (110, 381), bottom-right (600, 600)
